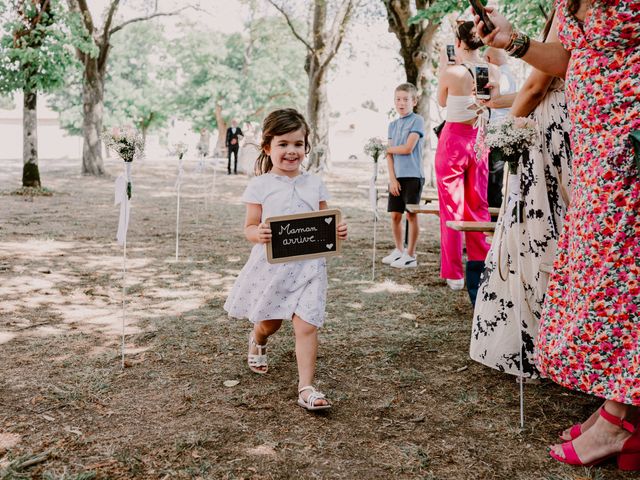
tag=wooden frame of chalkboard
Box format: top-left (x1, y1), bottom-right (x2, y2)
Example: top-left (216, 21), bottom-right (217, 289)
top-left (265, 209), bottom-right (341, 264)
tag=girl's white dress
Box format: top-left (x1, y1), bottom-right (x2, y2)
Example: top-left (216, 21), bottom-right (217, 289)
top-left (224, 171), bottom-right (330, 328)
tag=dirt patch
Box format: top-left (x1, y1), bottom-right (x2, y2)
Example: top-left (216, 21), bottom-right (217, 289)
top-left (0, 155), bottom-right (620, 479)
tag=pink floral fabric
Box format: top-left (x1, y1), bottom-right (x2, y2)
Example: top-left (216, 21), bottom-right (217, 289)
top-left (536, 0), bottom-right (640, 406)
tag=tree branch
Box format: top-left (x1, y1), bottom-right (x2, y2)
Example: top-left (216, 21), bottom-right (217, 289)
top-left (101, 0), bottom-right (121, 46)
top-left (266, 0), bottom-right (314, 53)
top-left (323, 0), bottom-right (355, 60)
top-left (109, 6), bottom-right (191, 35)
top-left (249, 91), bottom-right (291, 118)
top-left (72, 0), bottom-right (94, 34)
top-left (319, 0), bottom-right (356, 72)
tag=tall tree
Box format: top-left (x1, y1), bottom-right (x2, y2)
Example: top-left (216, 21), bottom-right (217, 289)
top-left (172, 17), bottom-right (306, 155)
top-left (383, 0), bottom-right (552, 185)
top-left (381, 0), bottom-right (464, 185)
top-left (267, 0), bottom-right (358, 171)
top-left (48, 22), bottom-right (175, 143)
top-left (107, 22), bottom-right (174, 145)
top-left (0, 0), bottom-right (94, 187)
top-left (66, 0), bottom-right (188, 175)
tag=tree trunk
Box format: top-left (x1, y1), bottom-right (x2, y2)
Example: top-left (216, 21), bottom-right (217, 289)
top-left (213, 102), bottom-right (227, 157)
top-left (81, 73), bottom-right (106, 175)
top-left (197, 129), bottom-right (211, 156)
top-left (383, 0), bottom-right (440, 188)
top-left (22, 90), bottom-right (41, 188)
top-left (414, 25), bottom-right (438, 188)
top-left (306, 70), bottom-right (330, 171)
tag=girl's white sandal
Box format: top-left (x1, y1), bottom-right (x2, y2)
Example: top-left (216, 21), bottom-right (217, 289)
top-left (297, 386), bottom-right (331, 411)
top-left (247, 335), bottom-right (268, 374)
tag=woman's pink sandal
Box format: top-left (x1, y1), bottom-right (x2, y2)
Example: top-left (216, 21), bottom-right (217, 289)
top-left (550, 406), bottom-right (640, 471)
top-left (558, 405), bottom-right (605, 441)
top-left (559, 423), bottom-right (583, 441)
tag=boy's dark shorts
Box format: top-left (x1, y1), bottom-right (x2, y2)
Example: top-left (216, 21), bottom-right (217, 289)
top-left (387, 177), bottom-right (424, 213)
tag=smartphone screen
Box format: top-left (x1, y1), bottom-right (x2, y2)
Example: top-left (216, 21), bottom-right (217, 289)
top-left (475, 65), bottom-right (490, 99)
top-left (446, 45), bottom-right (456, 64)
top-left (468, 0), bottom-right (495, 34)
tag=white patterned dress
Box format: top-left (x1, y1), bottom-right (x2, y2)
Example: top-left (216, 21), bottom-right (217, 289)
top-left (224, 171), bottom-right (330, 328)
top-left (470, 80), bottom-right (572, 378)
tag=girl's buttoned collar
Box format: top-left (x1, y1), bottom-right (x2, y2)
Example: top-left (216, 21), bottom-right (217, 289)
top-left (268, 170), bottom-right (308, 183)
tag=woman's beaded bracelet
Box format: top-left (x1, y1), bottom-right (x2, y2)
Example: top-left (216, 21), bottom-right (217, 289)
top-left (505, 31), bottom-right (531, 58)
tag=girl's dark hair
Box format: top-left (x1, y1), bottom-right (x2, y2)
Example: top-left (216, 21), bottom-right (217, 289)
top-left (541, 8), bottom-right (556, 42)
top-left (456, 21), bottom-right (483, 50)
top-left (254, 108), bottom-right (311, 175)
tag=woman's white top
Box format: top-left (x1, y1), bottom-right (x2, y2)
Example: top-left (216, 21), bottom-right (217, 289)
top-left (446, 95), bottom-right (478, 122)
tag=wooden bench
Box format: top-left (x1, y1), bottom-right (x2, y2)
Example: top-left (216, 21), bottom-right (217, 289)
top-left (446, 220), bottom-right (496, 233)
top-left (406, 204), bottom-right (440, 215)
top-left (407, 204), bottom-right (501, 217)
top-left (357, 185), bottom-right (438, 204)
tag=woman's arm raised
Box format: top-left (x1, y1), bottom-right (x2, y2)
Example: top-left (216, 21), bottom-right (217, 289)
top-left (476, 8), bottom-right (570, 79)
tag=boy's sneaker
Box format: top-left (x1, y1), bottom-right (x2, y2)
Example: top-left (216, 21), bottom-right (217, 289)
top-left (446, 278), bottom-right (465, 290)
top-left (390, 253), bottom-right (417, 268)
top-left (382, 248), bottom-right (403, 265)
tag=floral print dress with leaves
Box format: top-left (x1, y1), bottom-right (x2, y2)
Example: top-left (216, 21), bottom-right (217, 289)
top-left (536, 0), bottom-right (640, 406)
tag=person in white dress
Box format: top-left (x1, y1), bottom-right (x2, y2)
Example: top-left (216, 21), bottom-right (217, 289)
top-left (224, 109), bottom-right (348, 411)
top-left (470, 11), bottom-right (572, 381)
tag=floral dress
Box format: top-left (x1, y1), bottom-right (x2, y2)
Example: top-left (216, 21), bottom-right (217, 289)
top-left (536, 0), bottom-right (640, 406)
top-left (471, 80), bottom-right (572, 378)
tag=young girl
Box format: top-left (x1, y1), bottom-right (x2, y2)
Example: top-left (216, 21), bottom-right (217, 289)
top-left (223, 108), bottom-right (347, 411)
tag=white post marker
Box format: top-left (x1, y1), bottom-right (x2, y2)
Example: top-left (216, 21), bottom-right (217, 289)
top-left (196, 155), bottom-right (205, 225)
top-left (370, 160), bottom-right (379, 281)
top-left (210, 157), bottom-right (218, 209)
top-left (175, 156), bottom-right (184, 261)
top-left (114, 161), bottom-right (132, 369)
top-left (508, 171), bottom-right (526, 429)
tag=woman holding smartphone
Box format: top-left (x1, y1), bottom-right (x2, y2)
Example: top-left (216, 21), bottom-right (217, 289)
top-left (470, 8), bottom-right (572, 387)
top-left (435, 20), bottom-right (499, 294)
top-left (476, 1), bottom-right (640, 471)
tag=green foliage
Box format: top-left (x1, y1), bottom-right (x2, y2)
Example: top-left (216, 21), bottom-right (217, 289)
top-left (49, 13), bottom-right (307, 137)
top-left (107, 22), bottom-right (175, 135)
top-left (0, 93), bottom-right (14, 109)
top-left (49, 22), bottom-right (176, 136)
top-left (409, 0), bottom-right (467, 25)
top-left (0, 0), bottom-right (95, 95)
top-left (173, 15), bottom-right (307, 131)
top-left (411, 0), bottom-right (553, 35)
top-left (501, 0), bottom-right (554, 34)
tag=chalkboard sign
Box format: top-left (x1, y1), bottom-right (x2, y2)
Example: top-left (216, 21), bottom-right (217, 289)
top-left (265, 209), bottom-right (341, 264)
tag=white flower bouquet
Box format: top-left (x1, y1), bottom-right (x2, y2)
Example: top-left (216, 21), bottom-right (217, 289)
top-left (169, 141), bottom-right (189, 160)
top-left (103, 126), bottom-right (144, 163)
top-left (363, 137), bottom-right (386, 162)
top-left (104, 126), bottom-right (143, 200)
top-left (485, 117), bottom-right (538, 174)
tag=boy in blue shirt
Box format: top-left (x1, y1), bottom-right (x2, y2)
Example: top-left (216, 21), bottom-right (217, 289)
top-left (382, 83), bottom-right (425, 268)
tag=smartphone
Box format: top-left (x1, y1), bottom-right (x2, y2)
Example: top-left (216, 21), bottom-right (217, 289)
top-left (475, 65), bottom-right (491, 100)
top-left (468, 0), bottom-right (495, 34)
top-left (446, 44), bottom-right (456, 64)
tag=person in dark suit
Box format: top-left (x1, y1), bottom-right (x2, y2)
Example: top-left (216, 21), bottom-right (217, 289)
top-left (226, 120), bottom-right (244, 174)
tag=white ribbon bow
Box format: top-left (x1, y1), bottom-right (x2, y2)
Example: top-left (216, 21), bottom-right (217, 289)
top-left (175, 159), bottom-right (184, 191)
top-left (114, 163), bottom-right (132, 246)
top-left (369, 176), bottom-right (378, 220)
